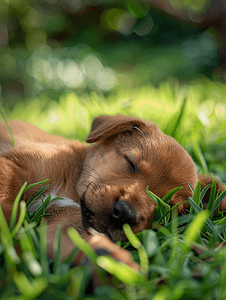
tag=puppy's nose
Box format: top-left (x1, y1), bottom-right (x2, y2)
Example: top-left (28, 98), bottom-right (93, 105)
top-left (110, 200), bottom-right (136, 227)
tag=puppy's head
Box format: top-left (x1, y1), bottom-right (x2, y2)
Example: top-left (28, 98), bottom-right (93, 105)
top-left (76, 115), bottom-right (197, 242)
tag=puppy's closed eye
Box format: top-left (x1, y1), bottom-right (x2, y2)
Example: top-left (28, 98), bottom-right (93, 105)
top-left (125, 155), bottom-right (138, 173)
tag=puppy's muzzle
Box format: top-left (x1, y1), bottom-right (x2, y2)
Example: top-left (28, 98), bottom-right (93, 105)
top-left (80, 195), bottom-right (136, 235)
top-left (110, 200), bottom-right (136, 228)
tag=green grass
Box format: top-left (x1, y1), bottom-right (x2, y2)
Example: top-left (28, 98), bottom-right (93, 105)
top-left (1, 178), bottom-right (226, 299)
top-left (1, 77), bottom-right (226, 299)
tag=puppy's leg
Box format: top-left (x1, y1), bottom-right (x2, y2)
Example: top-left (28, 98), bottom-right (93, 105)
top-left (198, 174), bottom-right (226, 212)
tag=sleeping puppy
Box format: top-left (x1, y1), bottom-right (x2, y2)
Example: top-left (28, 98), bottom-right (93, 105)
top-left (0, 115), bottom-right (225, 269)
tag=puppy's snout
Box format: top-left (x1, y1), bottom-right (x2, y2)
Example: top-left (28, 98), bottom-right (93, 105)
top-left (110, 200), bottom-right (136, 228)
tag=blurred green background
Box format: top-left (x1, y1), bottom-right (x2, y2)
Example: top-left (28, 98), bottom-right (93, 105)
top-left (0, 0), bottom-right (226, 180)
top-left (0, 0), bottom-right (222, 102)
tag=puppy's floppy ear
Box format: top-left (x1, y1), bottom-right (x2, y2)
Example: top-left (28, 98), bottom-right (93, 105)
top-left (85, 115), bottom-right (156, 143)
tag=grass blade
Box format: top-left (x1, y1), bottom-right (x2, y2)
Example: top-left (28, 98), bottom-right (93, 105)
top-left (0, 206), bottom-right (20, 264)
top-left (13, 272), bottom-right (47, 298)
top-left (161, 186), bottom-right (183, 203)
top-left (147, 187), bottom-right (171, 224)
top-left (30, 195), bottom-right (59, 222)
top-left (183, 210), bottom-right (209, 251)
top-left (217, 187), bottom-right (223, 197)
top-left (188, 182), bottom-right (195, 193)
top-left (190, 181), bottom-right (201, 214)
top-left (210, 189), bottom-right (226, 219)
top-left (10, 181), bottom-right (27, 231)
top-left (24, 179), bottom-right (50, 193)
top-left (23, 220), bottom-right (40, 250)
top-left (18, 226), bottom-right (42, 276)
top-left (200, 183), bottom-right (211, 201)
top-left (206, 179), bottom-right (216, 212)
top-left (22, 251), bottom-right (42, 276)
top-left (0, 105), bottom-right (16, 146)
top-left (192, 140), bottom-right (208, 175)
top-left (188, 197), bottom-right (213, 231)
top-left (38, 221), bottom-right (49, 275)
top-left (123, 223), bottom-right (148, 276)
top-left (26, 184), bottom-right (50, 208)
top-left (67, 267), bottom-right (90, 299)
top-left (97, 255), bottom-right (143, 285)
top-left (18, 226), bottom-right (37, 258)
top-left (11, 200), bottom-right (26, 238)
top-left (53, 226), bottom-right (62, 275)
top-left (188, 197), bottom-right (224, 241)
top-left (164, 97), bottom-right (187, 138)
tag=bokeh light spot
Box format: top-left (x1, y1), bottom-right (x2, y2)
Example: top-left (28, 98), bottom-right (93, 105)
top-left (101, 8), bottom-right (125, 32)
top-left (134, 15), bottom-right (154, 36)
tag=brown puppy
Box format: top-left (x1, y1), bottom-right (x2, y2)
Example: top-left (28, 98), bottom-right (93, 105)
top-left (0, 115), bottom-right (225, 269)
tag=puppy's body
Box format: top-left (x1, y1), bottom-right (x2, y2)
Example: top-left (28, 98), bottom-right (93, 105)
top-left (0, 115), bottom-right (225, 268)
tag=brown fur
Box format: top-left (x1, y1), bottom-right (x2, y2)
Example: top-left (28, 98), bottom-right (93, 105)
top-left (0, 115), bottom-right (225, 274)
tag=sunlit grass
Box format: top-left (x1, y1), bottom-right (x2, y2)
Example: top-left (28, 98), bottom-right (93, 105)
top-left (7, 77), bottom-right (226, 150)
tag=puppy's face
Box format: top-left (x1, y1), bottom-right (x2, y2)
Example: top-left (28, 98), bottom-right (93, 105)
top-left (76, 116), bottom-right (197, 242)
